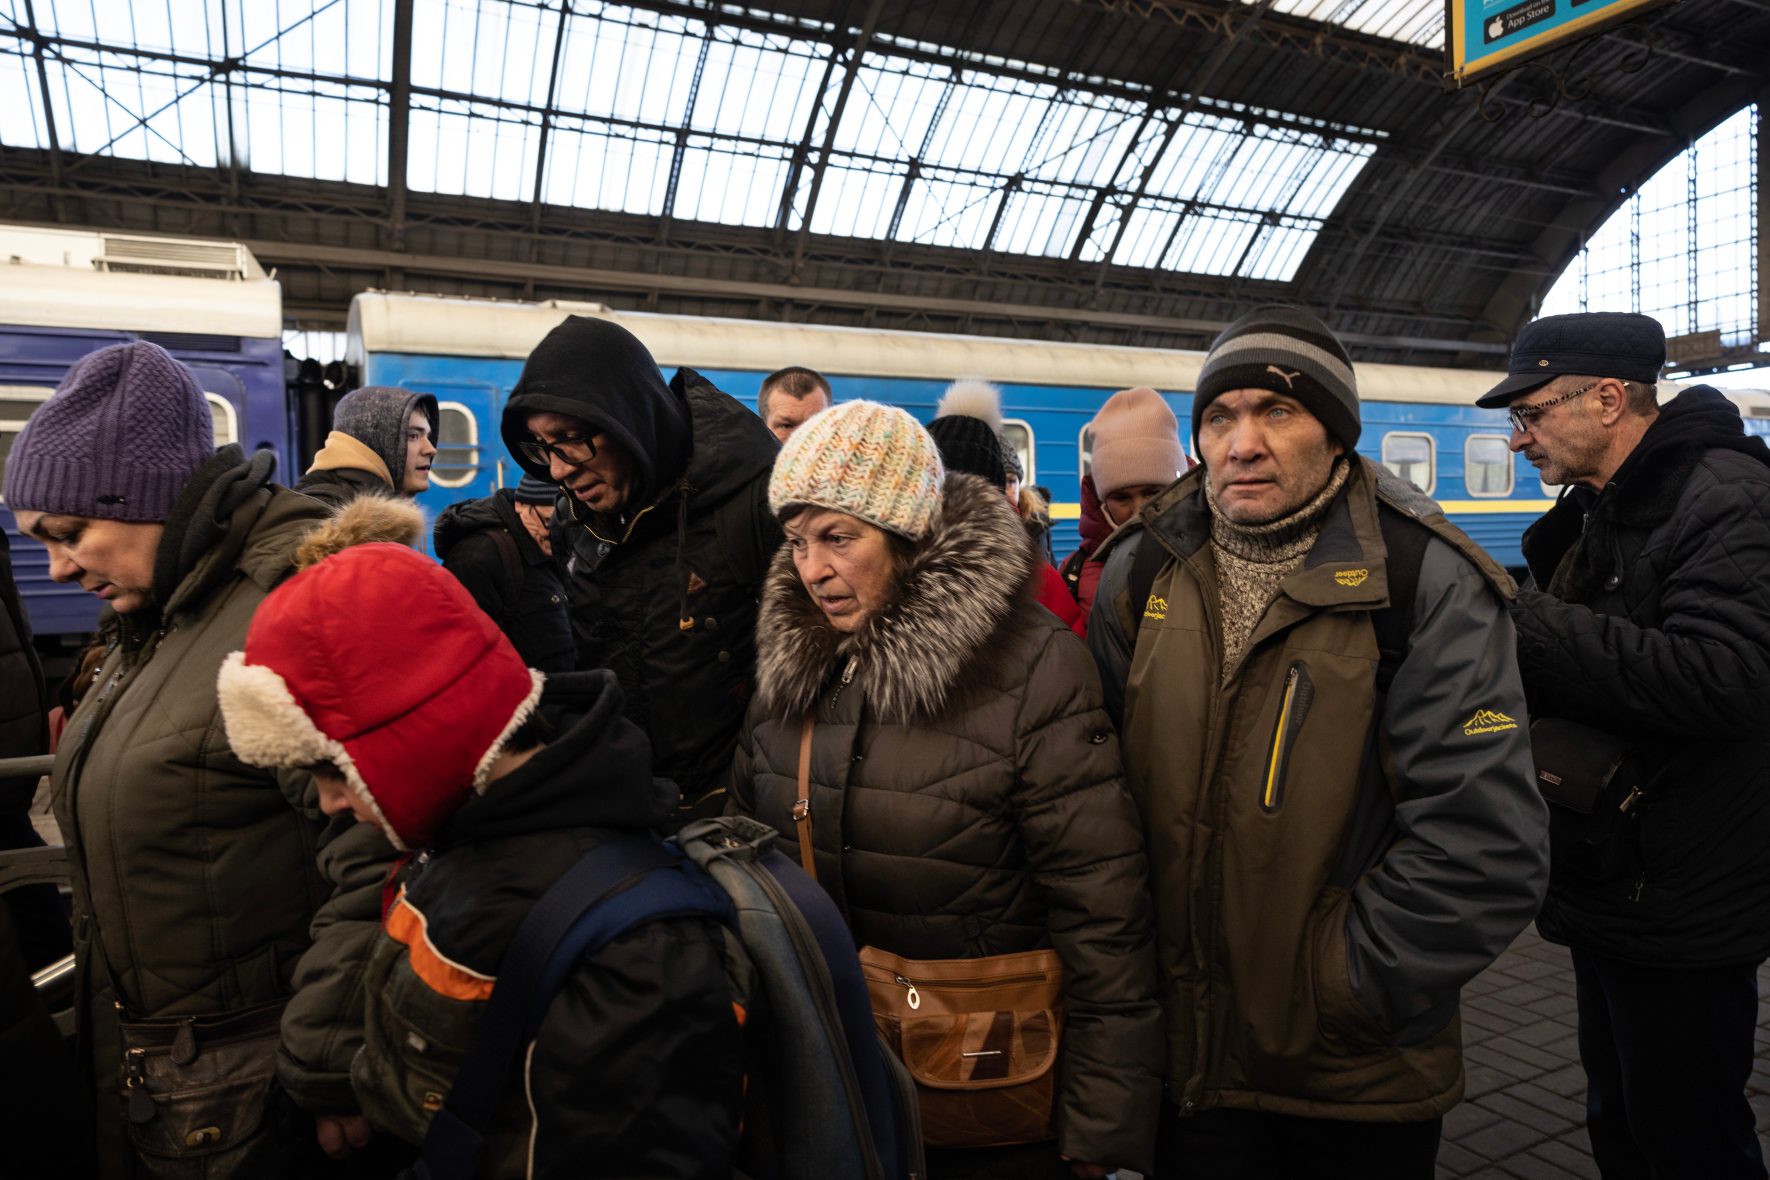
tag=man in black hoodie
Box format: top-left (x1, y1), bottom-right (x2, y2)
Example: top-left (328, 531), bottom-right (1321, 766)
top-left (1483, 312), bottom-right (1770, 1180)
top-left (502, 317), bottom-right (782, 815)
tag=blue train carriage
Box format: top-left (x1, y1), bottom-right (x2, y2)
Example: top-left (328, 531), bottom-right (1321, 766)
top-left (351, 291), bottom-right (1770, 573)
top-left (0, 224), bottom-right (288, 643)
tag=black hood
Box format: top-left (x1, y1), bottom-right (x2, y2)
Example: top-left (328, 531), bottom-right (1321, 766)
top-left (502, 316), bottom-right (692, 507)
top-left (434, 670), bottom-right (677, 847)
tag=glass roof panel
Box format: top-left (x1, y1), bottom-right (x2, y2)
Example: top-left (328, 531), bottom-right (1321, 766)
top-left (412, 0), bottom-right (555, 108)
top-left (674, 137), bottom-right (797, 227)
top-left (0, 36), bottom-right (50, 149)
top-left (410, 98), bottom-right (539, 200)
top-left (894, 171), bottom-right (1001, 249)
top-left (540, 119), bottom-right (674, 215)
top-left (994, 185), bottom-right (1093, 257)
top-left (1259, 0), bottom-right (1445, 50)
top-left (0, 1), bottom-right (1387, 282)
top-left (807, 161), bottom-right (905, 238)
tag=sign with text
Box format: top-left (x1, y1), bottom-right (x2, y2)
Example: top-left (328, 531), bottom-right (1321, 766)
top-left (1446, 0), bottom-right (1676, 86)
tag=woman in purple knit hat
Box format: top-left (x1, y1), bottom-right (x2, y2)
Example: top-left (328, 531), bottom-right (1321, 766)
top-left (5, 341), bottom-right (413, 1178)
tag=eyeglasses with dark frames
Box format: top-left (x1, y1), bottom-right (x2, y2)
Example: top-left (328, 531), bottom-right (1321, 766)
top-left (1507, 382), bottom-right (1598, 434)
top-left (518, 434), bottom-right (598, 466)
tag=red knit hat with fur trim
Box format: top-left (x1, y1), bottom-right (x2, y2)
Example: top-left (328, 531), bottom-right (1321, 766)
top-left (217, 542), bottom-right (542, 851)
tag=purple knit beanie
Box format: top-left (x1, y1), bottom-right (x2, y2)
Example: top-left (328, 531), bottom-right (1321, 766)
top-left (2, 342), bottom-right (215, 523)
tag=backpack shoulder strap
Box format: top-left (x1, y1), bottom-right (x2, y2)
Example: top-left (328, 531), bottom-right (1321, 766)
top-left (1372, 506), bottom-right (1429, 696)
top-left (414, 834), bottom-right (731, 1180)
top-left (1125, 528), bottom-right (1169, 641)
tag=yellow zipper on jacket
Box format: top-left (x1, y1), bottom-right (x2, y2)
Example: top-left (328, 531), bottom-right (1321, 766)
top-left (1260, 661), bottom-right (1314, 813)
top-left (1263, 665), bottom-right (1300, 811)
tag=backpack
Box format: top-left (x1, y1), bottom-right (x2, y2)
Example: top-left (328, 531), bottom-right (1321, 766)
top-left (1125, 504), bottom-right (1430, 694)
top-left (404, 815), bottom-right (923, 1180)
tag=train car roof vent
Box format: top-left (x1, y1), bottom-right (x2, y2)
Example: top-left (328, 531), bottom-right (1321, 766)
top-left (98, 234), bottom-right (250, 280)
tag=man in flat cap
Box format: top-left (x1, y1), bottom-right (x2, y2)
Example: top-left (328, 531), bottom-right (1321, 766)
top-left (1090, 306), bottom-right (1546, 1177)
top-left (1484, 311), bottom-right (1770, 1178)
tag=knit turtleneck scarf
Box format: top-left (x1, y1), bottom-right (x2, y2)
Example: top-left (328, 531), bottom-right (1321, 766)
top-left (1204, 458), bottom-right (1350, 679)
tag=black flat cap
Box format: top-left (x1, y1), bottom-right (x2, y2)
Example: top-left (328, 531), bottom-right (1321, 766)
top-left (1477, 312), bottom-right (1666, 408)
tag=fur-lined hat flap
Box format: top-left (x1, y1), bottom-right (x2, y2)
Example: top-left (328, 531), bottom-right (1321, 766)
top-left (217, 542), bottom-right (541, 851)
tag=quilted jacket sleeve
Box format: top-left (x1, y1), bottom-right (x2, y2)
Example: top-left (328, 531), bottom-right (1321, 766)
top-left (1014, 622), bottom-right (1163, 1173)
top-left (275, 774), bottom-right (399, 1113)
top-left (1510, 470), bottom-right (1770, 739)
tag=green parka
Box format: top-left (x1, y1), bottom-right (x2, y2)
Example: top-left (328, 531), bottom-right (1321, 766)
top-left (730, 474), bottom-right (1164, 1172)
top-left (52, 448), bottom-right (396, 1175)
top-left (1088, 458), bottom-right (1548, 1122)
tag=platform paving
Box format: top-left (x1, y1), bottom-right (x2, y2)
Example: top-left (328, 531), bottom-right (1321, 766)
top-left (1438, 926), bottom-right (1770, 1179)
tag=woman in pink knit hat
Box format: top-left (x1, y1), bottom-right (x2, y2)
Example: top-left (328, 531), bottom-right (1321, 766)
top-left (1060, 388), bottom-right (1188, 635)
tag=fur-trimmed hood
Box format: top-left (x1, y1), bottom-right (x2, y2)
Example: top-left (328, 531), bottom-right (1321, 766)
top-left (755, 472), bottom-right (1034, 723)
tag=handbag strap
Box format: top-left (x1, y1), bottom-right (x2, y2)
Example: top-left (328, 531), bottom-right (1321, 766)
top-left (792, 714), bottom-right (817, 880)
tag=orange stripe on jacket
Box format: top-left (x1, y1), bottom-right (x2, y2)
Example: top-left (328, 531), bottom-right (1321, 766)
top-left (385, 892), bottom-right (497, 1002)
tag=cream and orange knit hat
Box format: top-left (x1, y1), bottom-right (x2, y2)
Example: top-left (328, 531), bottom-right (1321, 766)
top-left (769, 400), bottom-right (945, 540)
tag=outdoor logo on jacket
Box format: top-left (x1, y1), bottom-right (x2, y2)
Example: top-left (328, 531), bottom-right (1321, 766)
top-left (1143, 594), bottom-right (1168, 622)
top-left (1334, 568), bottom-right (1369, 587)
top-left (1462, 708), bottom-right (1518, 736)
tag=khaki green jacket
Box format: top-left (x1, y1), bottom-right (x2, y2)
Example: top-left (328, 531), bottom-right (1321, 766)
top-left (53, 450), bottom-right (395, 1172)
top-left (1088, 458), bottom-right (1548, 1121)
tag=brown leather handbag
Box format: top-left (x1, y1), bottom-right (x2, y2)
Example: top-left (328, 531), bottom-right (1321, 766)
top-left (791, 714), bottom-right (1065, 1149)
top-left (858, 945), bottom-right (1064, 1148)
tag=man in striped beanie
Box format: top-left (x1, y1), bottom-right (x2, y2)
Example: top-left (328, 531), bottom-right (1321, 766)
top-left (1088, 305), bottom-right (1545, 1177)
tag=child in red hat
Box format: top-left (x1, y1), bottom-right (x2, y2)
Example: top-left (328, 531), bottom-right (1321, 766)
top-left (218, 540), bottom-right (745, 1177)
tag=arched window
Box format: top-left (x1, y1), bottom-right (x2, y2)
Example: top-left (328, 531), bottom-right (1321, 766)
top-left (1540, 104), bottom-right (1760, 381)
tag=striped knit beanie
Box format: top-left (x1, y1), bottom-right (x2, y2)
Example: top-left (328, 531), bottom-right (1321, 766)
top-left (769, 400), bottom-right (945, 541)
top-left (1193, 306), bottom-right (1360, 451)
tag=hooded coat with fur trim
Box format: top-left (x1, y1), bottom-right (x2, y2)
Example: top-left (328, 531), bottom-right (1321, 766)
top-left (49, 453), bottom-right (406, 1174)
top-left (729, 473), bottom-right (1163, 1172)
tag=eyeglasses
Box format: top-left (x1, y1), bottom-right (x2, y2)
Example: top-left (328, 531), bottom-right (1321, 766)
top-left (1507, 382), bottom-right (1597, 434)
top-left (518, 434), bottom-right (598, 466)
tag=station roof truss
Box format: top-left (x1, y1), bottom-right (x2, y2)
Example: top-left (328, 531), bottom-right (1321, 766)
top-left (0, 0), bottom-right (1766, 366)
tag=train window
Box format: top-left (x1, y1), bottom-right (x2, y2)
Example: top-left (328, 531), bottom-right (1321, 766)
top-left (1001, 419), bottom-right (1035, 485)
top-left (0, 386), bottom-right (54, 505)
top-left (204, 394), bottom-right (238, 448)
top-left (1380, 432), bottom-right (1435, 494)
top-left (1464, 435), bottom-right (1513, 497)
top-left (431, 402), bottom-right (479, 489)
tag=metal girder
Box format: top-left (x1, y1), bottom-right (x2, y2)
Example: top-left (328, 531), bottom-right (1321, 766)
top-left (774, 0), bottom-right (852, 236)
top-left (387, 0), bottom-right (414, 251)
top-left (17, 0), bottom-right (63, 221)
top-left (788, 0), bottom-right (888, 277)
top-left (528, 2), bottom-right (574, 246)
top-left (1094, 0), bottom-right (1278, 286)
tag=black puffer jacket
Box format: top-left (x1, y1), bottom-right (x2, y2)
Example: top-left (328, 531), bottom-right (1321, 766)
top-left (730, 474), bottom-right (1163, 1172)
top-left (352, 671), bottom-right (744, 1179)
top-left (434, 491), bottom-right (575, 674)
top-left (1513, 387), bottom-right (1770, 966)
top-left (503, 320), bottom-right (781, 807)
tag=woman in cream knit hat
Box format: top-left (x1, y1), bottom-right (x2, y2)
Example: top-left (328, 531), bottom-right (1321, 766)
top-left (730, 400), bottom-right (1162, 1179)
